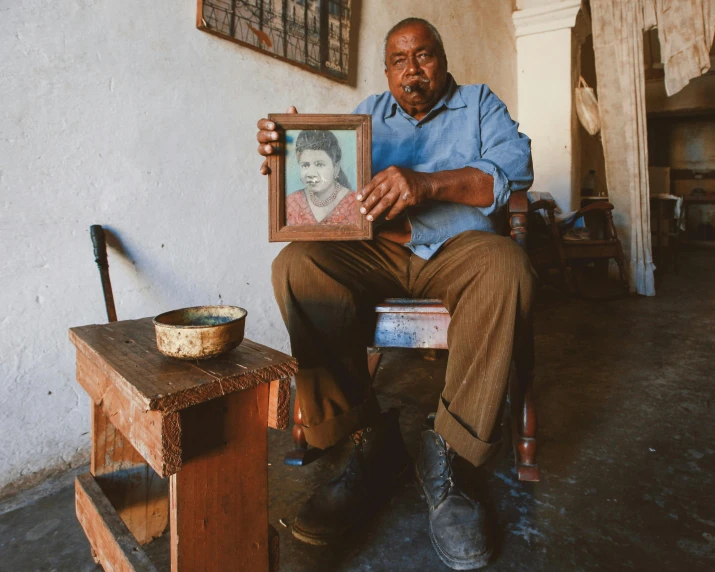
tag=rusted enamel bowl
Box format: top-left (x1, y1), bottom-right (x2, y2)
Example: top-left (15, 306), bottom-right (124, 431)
top-left (153, 305), bottom-right (247, 360)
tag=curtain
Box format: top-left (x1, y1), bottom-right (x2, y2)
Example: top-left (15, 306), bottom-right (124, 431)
top-left (591, 0), bottom-right (655, 295)
top-left (590, 0), bottom-right (715, 296)
top-left (645, 0), bottom-right (715, 96)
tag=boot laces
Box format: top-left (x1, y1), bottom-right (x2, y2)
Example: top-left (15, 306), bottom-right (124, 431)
top-left (438, 449), bottom-right (457, 490)
top-left (342, 429), bottom-right (371, 485)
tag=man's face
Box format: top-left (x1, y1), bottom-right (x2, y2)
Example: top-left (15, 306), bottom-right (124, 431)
top-left (384, 23), bottom-right (448, 120)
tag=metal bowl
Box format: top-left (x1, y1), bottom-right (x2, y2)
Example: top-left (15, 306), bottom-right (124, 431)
top-left (153, 305), bottom-right (247, 360)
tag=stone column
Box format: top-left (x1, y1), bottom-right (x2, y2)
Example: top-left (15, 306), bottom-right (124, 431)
top-left (513, 0), bottom-right (589, 213)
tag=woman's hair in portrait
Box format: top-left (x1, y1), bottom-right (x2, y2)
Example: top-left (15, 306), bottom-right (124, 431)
top-left (295, 130), bottom-right (351, 189)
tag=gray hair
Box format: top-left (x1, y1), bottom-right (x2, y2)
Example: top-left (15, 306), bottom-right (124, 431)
top-left (382, 18), bottom-right (446, 70)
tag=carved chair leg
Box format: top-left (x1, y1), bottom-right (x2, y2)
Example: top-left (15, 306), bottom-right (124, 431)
top-left (292, 398), bottom-right (308, 451)
top-left (284, 396), bottom-right (325, 466)
top-left (615, 249), bottom-right (629, 292)
top-left (514, 377), bottom-right (539, 482)
top-left (509, 350), bottom-right (540, 482)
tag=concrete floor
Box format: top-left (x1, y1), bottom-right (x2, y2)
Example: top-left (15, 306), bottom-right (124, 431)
top-left (1, 250), bottom-right (713, 571)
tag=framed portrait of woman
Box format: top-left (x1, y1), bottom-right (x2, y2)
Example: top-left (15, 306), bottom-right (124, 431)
top-left (267, 114), bottom-right (372, 241)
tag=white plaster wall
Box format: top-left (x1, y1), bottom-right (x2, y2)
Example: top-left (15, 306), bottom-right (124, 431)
top-left (517, 28), bottom-right (574, 212)
top-left (0, 0), bottom-right (516, 494)
top-left (516, 0), bottom-right (570, 9)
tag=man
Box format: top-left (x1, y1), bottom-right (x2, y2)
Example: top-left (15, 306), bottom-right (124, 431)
top-left (257, 18), bottom-right (534, 570)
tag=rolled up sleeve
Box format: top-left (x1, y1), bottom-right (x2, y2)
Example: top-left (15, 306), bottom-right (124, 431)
top-left (469, 88), bottom-right (533, 216)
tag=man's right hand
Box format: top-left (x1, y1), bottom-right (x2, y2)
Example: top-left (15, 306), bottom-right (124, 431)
top-left (257, 106), bottom-right (298, 175)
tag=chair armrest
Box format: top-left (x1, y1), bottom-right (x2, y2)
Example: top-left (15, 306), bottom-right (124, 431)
top-left (528, 199), bottom-right (557, 214)
top-left (508, 190), bottom-right (529, 249)
top-left (558, 201), bottom-right (614, 231)
top-left (508, 189), bottom-right (528, 214)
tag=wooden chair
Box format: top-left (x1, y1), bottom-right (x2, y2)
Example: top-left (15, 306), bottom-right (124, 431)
top-left (285, 190), bottom-right (540, 482)
top-left (529, 199), bottom-right (628, 295)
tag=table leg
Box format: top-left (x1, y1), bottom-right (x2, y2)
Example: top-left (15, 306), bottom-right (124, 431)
top-left (170, 383), bottom-right (270, 572)
top-left (91, 403), bottom-right (169, 545)
top-left (658, 200), bottom-right (663, 269)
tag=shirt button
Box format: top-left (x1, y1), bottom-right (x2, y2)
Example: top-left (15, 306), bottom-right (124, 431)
top-left (417, 125), bottom-right (423, 129)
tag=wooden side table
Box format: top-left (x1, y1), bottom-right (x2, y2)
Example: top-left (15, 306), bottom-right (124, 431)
top-left (580, 195), bottom-right (609, 208)
top-left (69, 318), bottom-right (297, 571)
top-left (682, 194), bottom-right (715, 246)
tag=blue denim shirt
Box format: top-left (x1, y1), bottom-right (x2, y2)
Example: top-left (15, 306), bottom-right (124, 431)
top-left (353, 74), bottom-right (533, 259)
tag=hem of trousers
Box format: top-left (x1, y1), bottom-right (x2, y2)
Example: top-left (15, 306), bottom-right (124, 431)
top-left (302, 392), bottom-right (382, 449)
top-left (434, 396), bottom-right (501, 467)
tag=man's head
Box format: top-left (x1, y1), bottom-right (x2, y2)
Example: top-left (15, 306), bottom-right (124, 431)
top-left (383, 18), bottom-right (448, 120)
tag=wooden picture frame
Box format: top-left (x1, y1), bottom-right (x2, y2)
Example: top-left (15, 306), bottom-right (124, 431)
top-left (268, 114), bottom-right (372, 242)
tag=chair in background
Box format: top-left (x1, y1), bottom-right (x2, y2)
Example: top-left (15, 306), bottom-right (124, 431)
top-left (528, 199), bottom-right (628, 296)
top-left (649, 166), bottom-right (681, 273)
top-left (285, 190), bottom-right (540, 483)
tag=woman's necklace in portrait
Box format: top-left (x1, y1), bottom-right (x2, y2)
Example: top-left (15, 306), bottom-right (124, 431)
top-left (308, 182), bottom-right (342, 207)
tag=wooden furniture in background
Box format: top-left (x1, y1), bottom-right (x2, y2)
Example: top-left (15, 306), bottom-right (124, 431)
top-left (285, 190), bottom-right (540, 482)
top-left (682, 194), bottom-right (715, 247)
top-left (70, 319), bottom-right (297, 571)
top-left (650, 194), bottom-right (681, 273)
top-left (529, 200), bottom-right (628, 295)
top-left (579, 195), bottom-right (609, 208)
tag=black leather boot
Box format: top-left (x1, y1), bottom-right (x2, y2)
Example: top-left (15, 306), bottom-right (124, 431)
top-left (416, 429), bottom-right (493, 570)
top-left (292, 408), bottom-right (411, 545)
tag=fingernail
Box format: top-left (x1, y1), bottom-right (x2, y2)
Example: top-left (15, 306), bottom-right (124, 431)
top-left (360, 207), bottom-right (366, 214)
top-left (367, 215), bottom-right (373, 221)
top-left (272, 132), bottom-right (278, 140)
top-left (357, 194), bottom-right (362, 200)
top-left (268, 123), bottom-right (274, 129)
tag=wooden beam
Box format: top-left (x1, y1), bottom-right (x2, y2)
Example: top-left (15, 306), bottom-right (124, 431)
top-left (91, 404), bottom-right (169, 544)
top-left (268, 378), bottom-right (291, 430)
top-left (69, 320), bottom-right (298, 414)
top-left (78, 350), bottom-right (182, 478)
top-left (170, 384), bottom-right (270, 571)
top-left (75, 473), bottom-right (157, 572)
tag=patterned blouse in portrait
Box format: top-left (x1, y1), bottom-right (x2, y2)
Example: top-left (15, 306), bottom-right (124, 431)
top-left (286, 189), bottom-right (358, 226)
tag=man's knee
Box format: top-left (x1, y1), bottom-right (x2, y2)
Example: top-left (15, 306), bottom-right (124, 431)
top-left (271, 242), bottom-right (332, 294)
top-left (466, 234), bottom-right (535, 291)
top-left (497, 237), bottom-right (534, 286)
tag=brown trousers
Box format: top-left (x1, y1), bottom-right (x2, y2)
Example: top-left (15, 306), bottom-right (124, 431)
top-left (271, 230), bottom-right (535, 467)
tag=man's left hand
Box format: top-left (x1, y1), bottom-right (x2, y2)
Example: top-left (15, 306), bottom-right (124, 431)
top-left (357, 166), bottom-right (433, 221)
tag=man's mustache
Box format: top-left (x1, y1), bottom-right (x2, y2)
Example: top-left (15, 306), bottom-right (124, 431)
top-left (403, 77), bottom-right (430, 93)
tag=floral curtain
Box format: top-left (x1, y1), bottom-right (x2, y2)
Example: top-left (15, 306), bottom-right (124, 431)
top-left (590, 0), bottom-right (714, 295)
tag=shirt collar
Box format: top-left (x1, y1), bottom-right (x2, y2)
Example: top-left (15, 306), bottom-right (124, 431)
top-left (383, 73), bottom-right (466, 120)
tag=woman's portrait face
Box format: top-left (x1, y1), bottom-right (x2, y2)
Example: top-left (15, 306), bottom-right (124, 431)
top-left (273, 119), bottom-right (370, 241)
top-left (298, 149), bottom-right (340, 194)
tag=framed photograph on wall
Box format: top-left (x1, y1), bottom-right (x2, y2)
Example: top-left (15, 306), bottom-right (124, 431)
top-left (197, 0), bottom-right (353, 83)
top-left (268, 114), bottom-right (372, 242)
